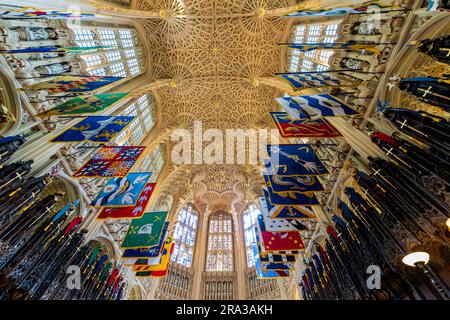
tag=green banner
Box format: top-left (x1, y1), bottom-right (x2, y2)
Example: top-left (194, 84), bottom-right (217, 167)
top-left (121, 212), bottom-right (169, 249)
top-left (38, 92), bottom-right (129, 117)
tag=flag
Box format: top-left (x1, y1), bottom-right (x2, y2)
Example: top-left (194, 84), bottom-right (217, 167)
top-left (94, 255), bottom-right (109, 274)
top-left (122, 222), bottom-right (169, 261)
top-left (259, 250), bottom-right (297, 264)
top-left (262, 188), bottom-right (317, 218)
top-left (252, 243), bottom-right (290, 279)
top-left (121, 211), bottom-right (168, 249)
top-left (135, 267), bottom-right (171, 278)
top-left (63, 216), bottom-right (83, 236)
top-left (285, 42), bottom-right (381, 55)
top-left (107, 268), bottom-right (120, 288)
top-left (256, 227), bottom-right (300, 259)
top-left (0, 6), bottom-right (95, 18)
top-left (132, 238), bottom-right (174, 272)
top-left (263, 163), bottom-right (324, 193)
top-left (21, 75), bottom-right (124, 93)
top-left (258, 197), bottom-right (308, 232)
top-left (285, 2), bottom-right (392, 17)
top-left (1, 46), bottom-right (113, 54)
top-left (276, 94), bottom-right (359, 119)
top-left (99, 262), bottom-right (112, 283)
top-left (425, 0), bottom-right (439, 11)
top-left (97, 183), bottom-right (155, 219)
top-left (43, 199), bottom-right (80, 232)
top-left (50, 199), bottom-right (80, 223)
top-left (260, 252), bottom-right (297, 263)
top-left (38, 93), bottom-right (128, 117)
top-left (277, 72), bottom-right (359, 90)
top-left (267, 144), bottom-right (328, 176)
top-left (73, 146), bottom-right (145, 178)
top-left (262, 261), bottom-right (293, 270)
top-left (51, 116), bottom-right (134, 144)
top-left (256, 214), bottom-right (305, 252)
top-left (377, 99), bottom-right (390, 112)
top-left (84, 246), bottom-right (101, 273)
top-left (270, 112), bottom-right (341, 138)
top-left (90, 172), bottom-right (152, 207)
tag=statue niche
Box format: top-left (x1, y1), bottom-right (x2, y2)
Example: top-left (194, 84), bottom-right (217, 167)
top-left (330, 51), bottom-right (387, 74)
top-left (11, 58), bottom-right (86, 79)
top-left (341, 57), bottom-right (368, 70)
top-left (339, 11), bottom-right (406, 44)
top-left (0, 25), bottom-right (70, 50)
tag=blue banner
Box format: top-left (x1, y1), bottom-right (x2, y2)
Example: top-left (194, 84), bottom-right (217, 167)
top-left (51, 116), bottom-right (134, 144)
top-left (278, 72), bottom-right (357, 90)
top-left (263, 165), bottom-right (324, 193)
top-left (263, 187), bottom-right (318, 219)
top-left (276, 94), bottom-right (359, 119)
top-left (252, 243), bottom-right (290, 278)
top-left (267, 144), bottom-right (328, 176)
top-left (90, 172), bottom-right (152, 207)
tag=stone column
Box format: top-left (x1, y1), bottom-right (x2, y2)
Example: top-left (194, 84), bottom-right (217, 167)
top-left (233, 210), bottom-right (247, 300)
top-left (190, 207), bottom-right (209, 299)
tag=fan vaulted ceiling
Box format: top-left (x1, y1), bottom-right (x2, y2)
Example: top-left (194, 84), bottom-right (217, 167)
top-left (134, 0), bottom-right (296, 211)
top-left (138, 0), bottom-right (293, 129)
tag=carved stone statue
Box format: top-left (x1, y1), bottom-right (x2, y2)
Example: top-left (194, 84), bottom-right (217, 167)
top-left (341, 57), bottom-right (364, 70)
top-left (0, 104), bottom-right (15, 124)
top-left (352, 21), bottom-right (380, 35)
top-left (15, 27), bottom-right (58, 41)
top-left (35, 62), bottom-right (71, 75)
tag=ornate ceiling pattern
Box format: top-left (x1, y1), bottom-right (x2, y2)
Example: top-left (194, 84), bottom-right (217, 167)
top-left (132, 0), bottom-right (296, 210)
top-left (157, 79), bottom-right (281, 129)
top-left (137, 0), bottom-right (294, 130)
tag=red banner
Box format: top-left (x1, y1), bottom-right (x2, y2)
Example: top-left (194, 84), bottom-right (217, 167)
top-left (260, 230), bottom-right (305, 252)
top-left (270, 112), bottom-right (341, 138)
top-left (73, 146), bottom-right (145, 178)
top-left (97, 183), bottom-right (156, 219)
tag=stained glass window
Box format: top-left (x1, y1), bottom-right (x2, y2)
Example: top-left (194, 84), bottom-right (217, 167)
top-left (171, 204), bottom-right (199, 268)
top-left (206, 212), bottom-right (234, 272)
top-left (288, 23), bottom-right (339, 72)
top-left (69, 25), bottom-right (143, 77)
top-left (242, 203), bottom-right (261, 268)
top-left (115, 94), bottom-right (157, 146)
top-left (137, 144), bottom-right (166, 183)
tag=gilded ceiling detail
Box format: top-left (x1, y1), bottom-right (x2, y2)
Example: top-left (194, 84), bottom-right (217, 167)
top-left (133, 0), bottom-right (295, 209)
top-left (137, 0), bottom-right (293, 129)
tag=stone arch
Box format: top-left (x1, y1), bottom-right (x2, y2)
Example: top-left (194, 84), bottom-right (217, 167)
top-left (52, 172), bottom-right (87, 216)
top-left (40, 175), bottom-right (84, 216)
top-left (379, 12), bottom-right (450, 119)
top-left (91, 234), bottom-right (120, 260)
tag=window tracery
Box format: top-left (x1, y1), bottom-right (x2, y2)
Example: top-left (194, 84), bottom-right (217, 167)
top-left (137, 144), bottom-right (166, 183)
top-left (69, 25), bottom-right (143, 77)
top-left (206, 212), bottom-right (234, 272)
top-left (171, 203), bottom-right (199, 268)
top-left (287, 23), bottom-right (340, 72)
top-left (242, 203), bottom-right (261, 268)
top-left (115, 94), bottom-right (157, 146)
